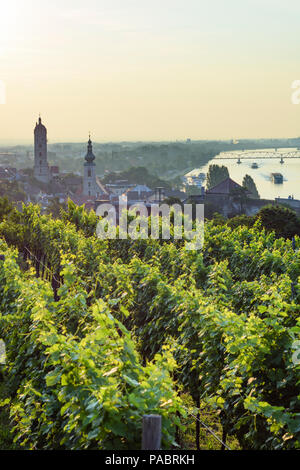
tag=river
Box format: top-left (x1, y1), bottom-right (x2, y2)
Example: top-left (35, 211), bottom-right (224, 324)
top-left (186, 148), bottom-right (300, 200)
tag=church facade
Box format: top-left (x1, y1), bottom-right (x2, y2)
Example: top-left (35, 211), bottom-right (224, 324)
top-left (34, 117), bottom-right (50, 183)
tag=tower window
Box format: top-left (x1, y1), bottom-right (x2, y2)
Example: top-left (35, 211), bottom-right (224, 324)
top-left (88, 191), bottom-right (90, 196)
top-left (39, 152), bottom-right (42, 156)
top-left (88, 169), bottom-right (91, 177)
top-left (88, 182), bottom-right (91, 187)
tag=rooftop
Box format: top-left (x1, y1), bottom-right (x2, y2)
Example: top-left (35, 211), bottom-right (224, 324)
top-left (206, 177), bottom-right (244, 195)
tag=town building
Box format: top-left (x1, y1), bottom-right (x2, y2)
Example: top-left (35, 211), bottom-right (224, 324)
top-left (206, 177), bottom-right (245, 197)
top-left (50, 166), bottom-right (60, 177)
top-left (205, 177), bottom-right (274, 217)
top-left (105, 180), bottom-right (136, 196)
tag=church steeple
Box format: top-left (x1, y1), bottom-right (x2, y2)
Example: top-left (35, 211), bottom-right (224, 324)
top-left (85, 134), bottom-right (95, 163)
top-left (83, 133), bottom-right (101, 198)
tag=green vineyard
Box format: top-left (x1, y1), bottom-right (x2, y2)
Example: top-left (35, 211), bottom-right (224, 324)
top-left (0, 200), bottom-right (299, 450)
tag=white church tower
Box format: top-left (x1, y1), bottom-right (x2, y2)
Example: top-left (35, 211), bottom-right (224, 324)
top-left (34, 116), bottom-right (50, 183)
top-left (83, 135), bottom-right (100, 198)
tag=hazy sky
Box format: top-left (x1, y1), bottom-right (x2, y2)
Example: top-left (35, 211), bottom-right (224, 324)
top-left (0, 0), bottom-right (300, 143)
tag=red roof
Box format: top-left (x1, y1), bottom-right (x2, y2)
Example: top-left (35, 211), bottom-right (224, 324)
top-left (206, 177), bottom-right (244, 195)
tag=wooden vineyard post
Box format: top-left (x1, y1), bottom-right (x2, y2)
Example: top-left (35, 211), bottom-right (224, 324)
top-left (142, 415), bottom-right (162, 450)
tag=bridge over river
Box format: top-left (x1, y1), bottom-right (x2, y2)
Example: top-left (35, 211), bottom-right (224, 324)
top-left (215, 148), bottom-right (300, 163)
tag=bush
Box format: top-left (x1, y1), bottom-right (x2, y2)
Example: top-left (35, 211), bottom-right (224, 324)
top-left (256, 205), bottom-right (300, 239)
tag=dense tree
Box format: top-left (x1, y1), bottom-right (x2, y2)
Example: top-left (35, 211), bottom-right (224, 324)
top-left (230, 186), bottom-right (249, 214)
top-left (206, 164), bottom-right (229, 189)
top-left (255, 204), bottom-right (300, 239)
top-left (242, 174), bottom-right (260, 199)
top-left (102, 167), bottom-right (171, 189)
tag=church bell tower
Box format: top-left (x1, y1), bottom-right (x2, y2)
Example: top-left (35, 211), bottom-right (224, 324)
top-left (83, 135), bottom-right (99, 198)
top-left (34, 116), bottom-right (50, 183)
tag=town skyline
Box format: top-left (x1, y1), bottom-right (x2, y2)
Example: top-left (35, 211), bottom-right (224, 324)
top-left (1, 111), bottom-right (300, 146)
